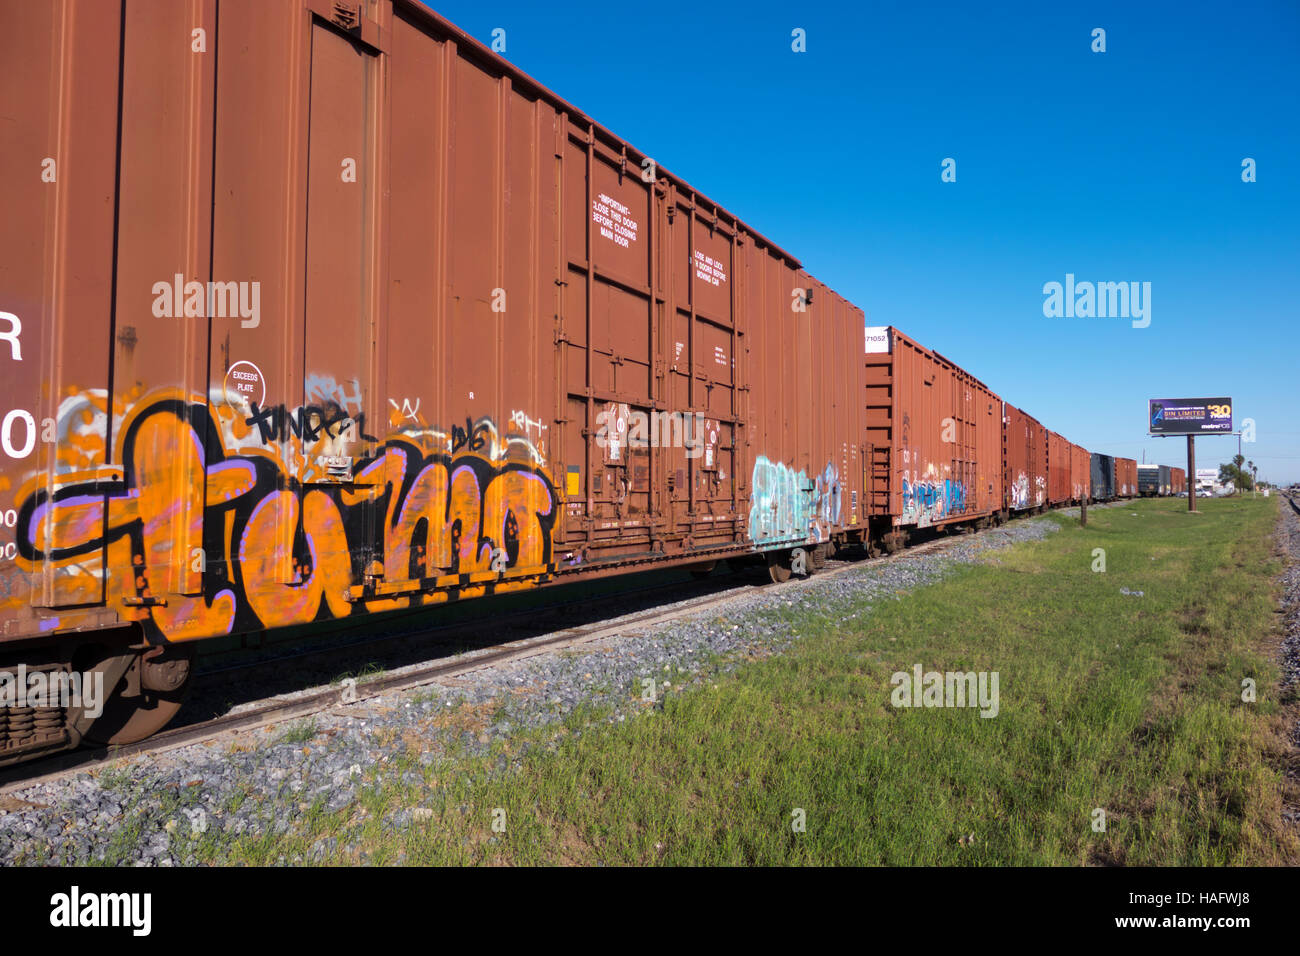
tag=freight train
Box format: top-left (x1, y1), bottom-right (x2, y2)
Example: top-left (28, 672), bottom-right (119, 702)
top-left (0, 0), bottom-right (1185, 766)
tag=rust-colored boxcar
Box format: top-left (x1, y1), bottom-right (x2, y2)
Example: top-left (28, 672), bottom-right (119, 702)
top-left (1114, 457), bottom-right (1137, 497)
top-left (1070, 443), bottom-right (1092, 502)
top-left (0, 0), bottom-right (866, 655)
top-left (1047, 429), bottom-right (1072, 505)
top-left (864, 327), bottom-right (1003, 541)
top-left (1003, 403), bottom-right (1047, 512)
top-left (1170, 467), bottom-right (1186, 495)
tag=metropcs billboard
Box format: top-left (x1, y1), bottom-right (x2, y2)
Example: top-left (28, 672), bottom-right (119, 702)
top-left (1148, 397), bottom-right (1232, 435)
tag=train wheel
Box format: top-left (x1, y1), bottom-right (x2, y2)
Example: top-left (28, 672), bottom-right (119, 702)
top-left (688, 560), bottom-right (718, 579)
top-left (883, 530), bottom-right (907, 553)
top-left (766, 550), bottom-right (792, 584)
top-left (84, 645), bottom-right (195, 746)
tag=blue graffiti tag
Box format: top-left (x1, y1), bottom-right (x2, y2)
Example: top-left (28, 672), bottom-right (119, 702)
top-left (749, 456), bottom-right (841, 545)
top-left (901, 473), bottom-right (966, 527)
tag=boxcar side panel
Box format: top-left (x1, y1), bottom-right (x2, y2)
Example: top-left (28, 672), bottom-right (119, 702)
top-left (1, 0), bottom-right (124, 630)
top-left (1070, 444), bottom-right (1091, 502)
top-left (1004, 404), bottom-right (1046, 511)
top-left (1046, 430), bottom-right (1071, 505)
top-left (870, 328), bottom-right (1000, 529)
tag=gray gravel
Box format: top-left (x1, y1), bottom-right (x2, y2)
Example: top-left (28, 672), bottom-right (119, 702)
top-left (0, 515), bottom-right (1061, 865)
top-left (1274, 496), bottom-right (1300, 832)
top-left (1277, 498), bottom-right (1300, 718)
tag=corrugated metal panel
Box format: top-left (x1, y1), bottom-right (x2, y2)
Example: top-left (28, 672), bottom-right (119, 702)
top-left (866, 327), bottom-right (1001, 529)
top-left (1003, 404), bottom-right (1046, 511)
top-left (1115, 457), bottom-right (1137, 497)
top-left (1, 0), bottom-right (123, 624)
top-left (1138, 464), bottom-right (1159, 496)
top-left (745, 255), bottom-right (864, 548)
top-left (1090, 453), bottom-right (1115, 501)
top-left (1046, 430), bottom-right (1071, 505)
top-left (1071, 443), bottom-right (1092, 502)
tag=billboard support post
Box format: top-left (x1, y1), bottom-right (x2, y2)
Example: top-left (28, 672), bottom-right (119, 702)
top-left (1147, 397), bottom-right (1231, 512)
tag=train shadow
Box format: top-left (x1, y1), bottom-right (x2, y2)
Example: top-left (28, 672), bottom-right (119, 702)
top-left (170, 559), bottom-right (782, 729)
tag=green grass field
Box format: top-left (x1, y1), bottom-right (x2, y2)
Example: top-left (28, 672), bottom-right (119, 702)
top-left (183, 496), bottom-right (1296, 866)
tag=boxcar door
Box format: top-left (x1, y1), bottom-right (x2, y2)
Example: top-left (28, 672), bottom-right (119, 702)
top-left (6, 1), bottom-right (125, 617)
top-left (105, 0), bottom-right (217, 622)
top-left (296, 14), bottom-right (383, 595)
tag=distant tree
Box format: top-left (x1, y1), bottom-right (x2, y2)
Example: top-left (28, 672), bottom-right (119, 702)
top-left (1218, 454), bottom-right (1254, 493)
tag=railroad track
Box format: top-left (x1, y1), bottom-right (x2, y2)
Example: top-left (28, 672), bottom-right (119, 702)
top-left (0, 515), bottom-right (1032, 795)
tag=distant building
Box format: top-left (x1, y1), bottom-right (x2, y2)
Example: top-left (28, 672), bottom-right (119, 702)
top-left (1195, 467), bottom-right (1231, 496)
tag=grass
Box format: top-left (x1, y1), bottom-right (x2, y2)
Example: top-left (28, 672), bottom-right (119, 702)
top-left (175, 496), bottom-right (1293, 865)
top-left (273, 719), bottom-right (319, 747)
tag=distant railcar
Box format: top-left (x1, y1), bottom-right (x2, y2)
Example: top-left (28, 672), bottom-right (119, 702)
top-left (864, 327), bottom-right (1003, 551)
top-left (1137, 465), bottom-right (1158, 496)
top-left (1047, 430), bottom-right (1073, 505)
top-left (1070, 443), bottom-right (1092, 503)
top-left (1003, 404), bottom-right (1048, 513)
top-left (1114, 457), bottom-right (1138, 497)
top-left (1089, 453), bottom-right (1116, 501)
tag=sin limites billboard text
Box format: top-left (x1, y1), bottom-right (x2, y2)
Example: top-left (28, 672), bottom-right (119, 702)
top-left (1148, 398), bottom-right (1232, 435)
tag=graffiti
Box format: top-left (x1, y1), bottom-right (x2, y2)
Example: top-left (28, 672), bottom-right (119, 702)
top-left (389, 397), bottom-right (422, 425)
top-left (1010, 472), bottom-right (1030, 510)
top-left (10, 394), bottom-right (557, 642)
top-left (243, 402), bottom-right (379, 447)
top-left (901, 462), bottom-right (967, 527)
top-left (748, 456), bottom-right (840, 545)
top-left (1008, 473), bottom-right (1046, 511)
top-left (811, 463), bottom-right (841, 540)
top-left (509, 409), bottom-right (547, 442)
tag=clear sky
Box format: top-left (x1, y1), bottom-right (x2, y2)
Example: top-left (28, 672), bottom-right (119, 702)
top-left (423, 0), bottom-right (1299, 484)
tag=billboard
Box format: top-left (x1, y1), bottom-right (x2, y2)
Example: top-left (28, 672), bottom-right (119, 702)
top-left (1148, 397), bottom-right (1232, 435)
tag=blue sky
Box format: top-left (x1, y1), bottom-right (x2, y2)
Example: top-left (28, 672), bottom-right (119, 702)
top-left (423, 0), bottom-right (1299, 483)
